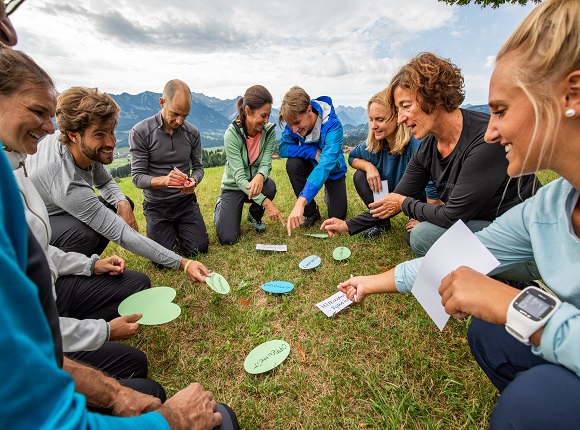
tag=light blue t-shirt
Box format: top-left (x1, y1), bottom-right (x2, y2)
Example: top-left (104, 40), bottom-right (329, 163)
top-left (395, 178), bottom-right (580, 376)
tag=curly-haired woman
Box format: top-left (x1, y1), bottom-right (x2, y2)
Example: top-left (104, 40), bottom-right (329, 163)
top-left (371, 52), bottom-right (540, 263)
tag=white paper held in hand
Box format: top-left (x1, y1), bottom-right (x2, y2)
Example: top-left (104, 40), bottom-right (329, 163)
top-left (373, 180), bottom-right (389, 202)
top-left (411, 220), bottom-right (500, 331)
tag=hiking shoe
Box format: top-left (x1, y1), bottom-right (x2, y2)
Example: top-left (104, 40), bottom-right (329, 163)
top-left (301, 208), bottom-right (321, 228)
top-left (360, 224), bottom-right (391, 239)
top-left (247, 212), bottom-right (266, 233)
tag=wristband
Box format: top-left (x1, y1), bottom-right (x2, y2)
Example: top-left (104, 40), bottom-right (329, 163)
top-left (106, 322), bottom-right (110, 341)
top-left (90, 257), bottom-right (99, 274)
top-left (184, 259), bottom-right (193, 274)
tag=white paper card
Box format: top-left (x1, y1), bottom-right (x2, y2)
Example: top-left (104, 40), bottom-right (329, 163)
top-left (411, 220), bottom-right (500, 331)
top-left (316, 291), bottom-right (353, 317)
top-left (373, 180), bottom-right (390, 202)
top-left (256, 244), bottom-right (287, 252)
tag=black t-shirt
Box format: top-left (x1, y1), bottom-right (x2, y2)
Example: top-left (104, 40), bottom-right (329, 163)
top-left (394, 109), bottom-right (540, 228)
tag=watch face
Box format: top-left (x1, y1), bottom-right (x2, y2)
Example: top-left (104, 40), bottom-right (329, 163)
top-left (514, 289), bottom-right (557, 321)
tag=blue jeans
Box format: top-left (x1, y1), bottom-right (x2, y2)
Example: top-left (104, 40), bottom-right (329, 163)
top-left (469, 318), bottom-right (580, 429)
top-left (408, 220), bottom-right (539, 281)
top-left (408, 219), bottom-right (493, 257)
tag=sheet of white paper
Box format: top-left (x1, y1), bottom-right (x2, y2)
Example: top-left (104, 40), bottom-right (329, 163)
top-left (373, 180), bottom-right (390, 202)
top-left (316, 291), bottom-right (353, 317)
top-left (411, 220), bottom-right (500, 331)
top-left (256, 244), bottom-right (287, 252)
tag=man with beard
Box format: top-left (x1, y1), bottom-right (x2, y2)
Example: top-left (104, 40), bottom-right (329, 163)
top-left (28, 87), bottom-right (210, 283)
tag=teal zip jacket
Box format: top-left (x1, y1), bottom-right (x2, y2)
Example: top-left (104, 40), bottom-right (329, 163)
top-left (220, 119), bottom-right (277, 206)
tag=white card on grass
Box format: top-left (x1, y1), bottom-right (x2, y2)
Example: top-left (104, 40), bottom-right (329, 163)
top-left (316, 291), bottom-right (353, 317)
top-left (256, 244), bottom-right (287, 252)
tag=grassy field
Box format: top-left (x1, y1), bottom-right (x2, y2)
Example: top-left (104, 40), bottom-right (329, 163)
top-left (107, 162), bottom-right (556, 429)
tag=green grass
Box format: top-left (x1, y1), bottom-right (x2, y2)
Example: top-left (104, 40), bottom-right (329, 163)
top-left (107, 163), bottom-right (557, 429)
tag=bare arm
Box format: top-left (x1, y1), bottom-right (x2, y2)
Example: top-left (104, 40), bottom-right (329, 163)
top-left (63, 357), bottom-right (161, 416)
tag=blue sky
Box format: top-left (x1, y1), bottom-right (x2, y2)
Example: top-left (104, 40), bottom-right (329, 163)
top-left (10, 0), bottom-right (536, 107)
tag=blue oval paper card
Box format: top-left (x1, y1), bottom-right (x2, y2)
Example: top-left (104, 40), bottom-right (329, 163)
top-left (299, 255), bottom-right (321, 270)
top-left (244, 339), bottom-right (291, 374)
top-left (262, 281), bottom-right (294, 294)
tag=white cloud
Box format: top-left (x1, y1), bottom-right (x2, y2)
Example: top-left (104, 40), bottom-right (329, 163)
top-left (486, 55), bottom-right (497, 68)
top-left (9, 0), bottom-right (534, 107)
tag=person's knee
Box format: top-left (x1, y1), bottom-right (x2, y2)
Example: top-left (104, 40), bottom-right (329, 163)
top-left (126, 347), bottom-right (149, 378)
top-left (184, 239), bottom-right (209, 255)
top-left (130, 271), bottom-right (151, 292)
top-left (217, 231), bottom-right (239, 246)
top-left (490, 365), bottom-right (579, 430)
top-left (353, 169), bottom-right (368, 190)
top-left (409, 226), bottom-right (428, 257)
top-left (285, 157), bottom-right (302, 174)
top-left (215, 403), bottom-right (240, 430)
top-left (409, 222), bottom-right (442, 257)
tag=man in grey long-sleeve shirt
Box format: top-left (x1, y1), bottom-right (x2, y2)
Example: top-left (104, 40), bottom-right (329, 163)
top-left (130, 80), bottom-right (208, 258)
top-left (28, 87), bottom-right (210, 283)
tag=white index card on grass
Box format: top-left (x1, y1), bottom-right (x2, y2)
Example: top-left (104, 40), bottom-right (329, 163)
top-left (373, 180), bottom-right (389, 202)
top-left (411, 220), bottom-right (500, 331)
top-left (256, 244), bottom-right (287, 252)
top-left (316, 291), bottom-right (353, 317)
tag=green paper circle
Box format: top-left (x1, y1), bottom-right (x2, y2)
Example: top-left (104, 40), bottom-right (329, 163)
top-left (304, 233), bottom-right (329, 239)
top-left (244, 340), bottom-right (291, 374)
top-left (206, 273), bottom-right (230, 294)
top-left (118, 287), bottom-right (181, 325)
top-left (333, 246), bottom-right (351, 261)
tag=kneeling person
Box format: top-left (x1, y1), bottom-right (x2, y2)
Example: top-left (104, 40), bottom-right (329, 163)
top-left (130, 79), bottom-right (209, 257)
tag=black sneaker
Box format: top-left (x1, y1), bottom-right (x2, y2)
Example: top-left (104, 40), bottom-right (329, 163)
top-left (247, 212), bottom-right (266, 233)
top-left (302, 208), bottom-right (321, 228)
top-left (360, 225), bottom-right (389, 238)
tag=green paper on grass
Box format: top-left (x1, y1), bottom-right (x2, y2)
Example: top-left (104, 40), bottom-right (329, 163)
top-left (206, 273), bottom-right (230, 294)
top-left (244, 340), bottom-right (291, 374)
top-left (304, 233), bottom-right (329, 239)
top-left (333, 246), bottom-right (351, 261)
top-left (118, 286), bottom-right (181, 325)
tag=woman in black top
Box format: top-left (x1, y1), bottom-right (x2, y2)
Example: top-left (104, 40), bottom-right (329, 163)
top-left (372, 52), bottom-right (540, 265)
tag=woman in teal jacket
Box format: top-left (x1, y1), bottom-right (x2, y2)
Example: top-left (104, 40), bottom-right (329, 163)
top-left (214, 85), bottom-right (284, 245)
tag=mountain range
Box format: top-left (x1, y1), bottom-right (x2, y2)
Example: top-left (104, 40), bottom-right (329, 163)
top-left (110, 92), bottom-right (490, 150)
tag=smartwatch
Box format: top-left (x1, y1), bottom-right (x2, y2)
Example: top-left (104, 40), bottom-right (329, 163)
top-left (505, 286), bottom-right (561, 345)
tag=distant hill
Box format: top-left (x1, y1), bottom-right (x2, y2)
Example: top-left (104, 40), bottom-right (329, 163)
top-left (110, 90), bottom-right (490, 150)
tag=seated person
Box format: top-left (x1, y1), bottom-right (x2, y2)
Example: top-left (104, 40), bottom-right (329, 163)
top-left (27, 87), bottom-right (209, 284)
top-left (278, 86), bottom-right (348, 235)
top-left (214, 85), bottom-right (284, 245)
top-left (338, 2), bottom-right (580, 426)
top-left (370, 52), bottom-right (540, 258)
top-left (9, 142), bottom-right (152, 384)
top-left (321, 90), bottom-right (438, 238)
top-left (130, 79), bottom-right (209, 257)
top-left (0, 39), bottom-right (237, 428)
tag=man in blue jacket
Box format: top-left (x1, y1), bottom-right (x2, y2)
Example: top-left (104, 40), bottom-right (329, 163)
top-left (278, 86), bottom-right (347, 236)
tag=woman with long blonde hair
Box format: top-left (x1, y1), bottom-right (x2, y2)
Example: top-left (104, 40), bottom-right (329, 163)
top-left (321, 89), bottom-right (437, 238)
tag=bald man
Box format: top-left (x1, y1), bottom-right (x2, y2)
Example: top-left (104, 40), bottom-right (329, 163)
top-left (130, 80), bottom-right (209, 260)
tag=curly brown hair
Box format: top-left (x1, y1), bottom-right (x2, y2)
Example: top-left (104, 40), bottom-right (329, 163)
top-left (387, 52), bottom-right (465, 116)
top-left (56, 87), bottom-right (120, 146)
